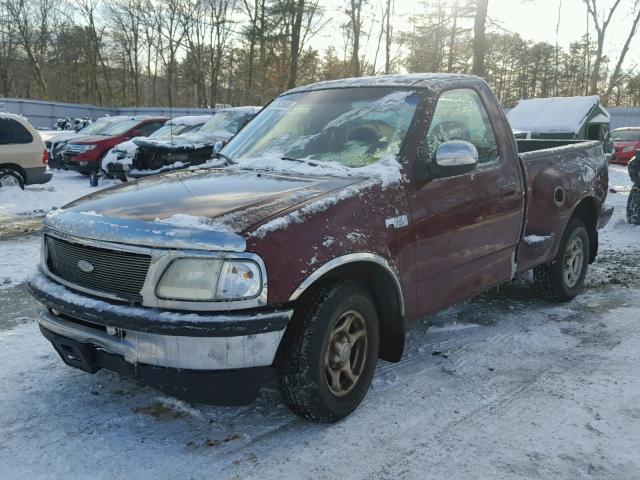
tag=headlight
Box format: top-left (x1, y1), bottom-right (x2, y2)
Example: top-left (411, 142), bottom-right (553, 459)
top-left (623, 145), bottom-right (636, 153)
top-left (216, 260), bottom-right (262, 300)
top-left (156, 258), bottom-right (262, 302)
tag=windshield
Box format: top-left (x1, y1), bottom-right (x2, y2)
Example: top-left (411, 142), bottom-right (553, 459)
top-left (99, 119), bottom-right (140, 136)
top-left (611, 130), bottom-right (640, 142)
top-left (149, 123), bottom-right (195, 139)
top-left (199, 111), bottom-right (250, 135)
top-left (223, 88), bottom-right (421, 169)
top-left (77, 120), bottom-right (117, 136)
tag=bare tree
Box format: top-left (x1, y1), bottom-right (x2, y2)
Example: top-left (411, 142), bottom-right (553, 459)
top-left (584, 0), bottom-right (623, 95)
top-left (346, 0), bottom-right (365, 77)
top-left (3, 0), bottom-right (55, 95)
top-left (604, 1), bottom-right (640, 105)
top-left (288, 0), bottom-right (306, 88)
top-left (472, 0), bottom-right (489, 77)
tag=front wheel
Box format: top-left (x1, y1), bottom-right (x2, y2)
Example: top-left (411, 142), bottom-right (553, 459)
top-left (627, 187), bottom-right (640, 225)
top-left (534, 218), bottom-right (590, 302)
top-left (276, 281), bottom-right (379, 423)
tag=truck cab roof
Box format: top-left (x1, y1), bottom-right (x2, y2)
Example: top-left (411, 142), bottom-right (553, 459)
top-left (285, 73), bottom-right (482, 95)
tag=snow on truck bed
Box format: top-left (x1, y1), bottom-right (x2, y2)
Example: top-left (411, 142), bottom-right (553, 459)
top-left (507, 95), bottom-right (608, 134)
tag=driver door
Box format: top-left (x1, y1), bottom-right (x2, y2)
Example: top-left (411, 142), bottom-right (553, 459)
top-left (409, 88), bottom-right (524, 316)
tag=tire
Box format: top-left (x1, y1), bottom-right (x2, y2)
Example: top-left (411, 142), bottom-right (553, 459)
top-left (0, 168), bottom-right (25, 189)
top-left (276, 281), bottom-right (380, 423)
top-left (627, 187), bottom-right (640, 225)
top-left (534, 218), bottom-right (590, 302)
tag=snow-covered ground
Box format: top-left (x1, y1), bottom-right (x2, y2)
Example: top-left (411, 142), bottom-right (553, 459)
top-left (0, 165), bottom-right (638, 479)
top-left (0, 169), bottom-right (118, 220)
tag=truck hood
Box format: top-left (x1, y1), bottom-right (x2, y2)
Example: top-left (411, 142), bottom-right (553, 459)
top-left (44, 168), bottom-right (362, 251)
top-left (69, 135), bottom-right (113, 144)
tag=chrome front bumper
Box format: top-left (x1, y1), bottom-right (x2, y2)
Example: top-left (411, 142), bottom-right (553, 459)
top-left (39, 310), bottom-right (286, 370)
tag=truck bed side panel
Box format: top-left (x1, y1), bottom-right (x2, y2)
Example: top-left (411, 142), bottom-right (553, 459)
top-left (516, 141), bottom-right (608, 272)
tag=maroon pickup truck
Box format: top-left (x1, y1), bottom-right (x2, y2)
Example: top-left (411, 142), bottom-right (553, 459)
top-left (28, 74), bottom-right (612, 422)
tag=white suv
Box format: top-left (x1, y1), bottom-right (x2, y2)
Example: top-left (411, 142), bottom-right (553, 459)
top-left (0, 113), bottom-right (51, 188)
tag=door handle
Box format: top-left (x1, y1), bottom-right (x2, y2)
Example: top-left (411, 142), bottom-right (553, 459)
top-left (500, 183), bottom-right (518, 198)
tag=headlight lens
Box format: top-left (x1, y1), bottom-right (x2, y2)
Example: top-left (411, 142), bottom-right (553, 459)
top-left (156, 258), bottom-right (262, 302)
top-left (157, 258), bottom-right (223, 301)
top-left (216, 260), bottom-right (262, 300)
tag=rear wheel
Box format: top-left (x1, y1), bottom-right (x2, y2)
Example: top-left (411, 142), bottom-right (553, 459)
top-left (276, 281), bottom-right (379, 423)
top-left (627, 187), bottom-right (640, 225)
top-left (534, 218), bottom-right (590, 302)
top-left (0, 168), bottom-right (24, 189)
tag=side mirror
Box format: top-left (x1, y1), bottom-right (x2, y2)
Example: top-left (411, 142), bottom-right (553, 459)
top-left (432, 141), bottom-right (478, 177)
top-left (213, 140), bottom-right (226, 153)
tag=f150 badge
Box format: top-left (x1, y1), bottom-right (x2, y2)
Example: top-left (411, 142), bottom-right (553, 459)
top-left (385, 215), bottom-right (409, 229)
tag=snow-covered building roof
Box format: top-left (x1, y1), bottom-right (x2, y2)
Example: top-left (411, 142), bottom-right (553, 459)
top-left (507, 96), bottom-right (608, 135)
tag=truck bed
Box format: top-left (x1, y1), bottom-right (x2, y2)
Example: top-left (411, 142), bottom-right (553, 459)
top-left (515, 139), bottom-right (608, 272)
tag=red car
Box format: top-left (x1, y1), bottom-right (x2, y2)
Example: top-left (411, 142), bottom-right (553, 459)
top-left (62, 116), bottom-right (167, 174)
top-left (611, 127), bottom-right (640, 165)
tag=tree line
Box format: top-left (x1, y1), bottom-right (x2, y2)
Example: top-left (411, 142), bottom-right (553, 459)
top-left (2, 0), bottom-right (640, 110)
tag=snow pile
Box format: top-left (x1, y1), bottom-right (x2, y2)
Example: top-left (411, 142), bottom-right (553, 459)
top-left (507, 96), bottom-right (608, 134)
top-left (101, 139), bottom-right (138, 171)
top-left (0, 238), bottom-right (40, 288)
top-left (0, 170), bottom-right (119, 219)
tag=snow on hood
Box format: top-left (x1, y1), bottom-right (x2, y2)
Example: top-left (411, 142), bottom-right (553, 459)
top-left (133, 130), bottom-right (232, 150)
top-left (507, 96), bottom-right (608, 134)
top-left (49, 168), bottom-right (364, 245)
top-left (168, 115), bottom-right (213, 127)
top-left (101, 138), bottom-right (139, 170)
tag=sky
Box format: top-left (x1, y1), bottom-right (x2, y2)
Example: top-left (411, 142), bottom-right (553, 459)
top-left (308, 0), bottom-right (640, 70)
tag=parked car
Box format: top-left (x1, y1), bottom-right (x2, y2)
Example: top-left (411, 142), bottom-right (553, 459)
top-left (627, 153), bottom-right (640, 224)
top-left (62, 116), bottom-right (167, 174)
top-left (101, 115), bottom-right (213, 180)
top-left (129, 107), bottom-right (260, 178)
top-left (0, 113), bottom-right (51, 189)
top-left (47, 116), bottom-right (131, 168)
top-left (610, 127), bottom-right (640, 165)
top-left (28, 74), bottom-right (613, 422)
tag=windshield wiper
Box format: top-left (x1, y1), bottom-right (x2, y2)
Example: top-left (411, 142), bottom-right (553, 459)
top-left (212, 151), bottom-right (235, 165)
top-left (280, 156), bottom-right (318, 167)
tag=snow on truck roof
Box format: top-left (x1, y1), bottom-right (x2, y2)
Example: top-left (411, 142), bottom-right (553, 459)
top-left (507, 96), bottom-right (610, 134)
top-left (285, 73), bottom-right (481, 95)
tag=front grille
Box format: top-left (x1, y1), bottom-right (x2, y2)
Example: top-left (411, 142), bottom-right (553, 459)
top-left (65, 144), bottom-right (89, 154)
top-left (45, 235), bottom-right (151, 303)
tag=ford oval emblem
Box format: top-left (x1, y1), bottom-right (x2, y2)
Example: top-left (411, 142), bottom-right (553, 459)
top-left (77, 259), bottom-right (95, 273)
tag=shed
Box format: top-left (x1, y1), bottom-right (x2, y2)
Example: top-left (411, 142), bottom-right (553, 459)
top-left (507, 95), bottom-right (610, 142)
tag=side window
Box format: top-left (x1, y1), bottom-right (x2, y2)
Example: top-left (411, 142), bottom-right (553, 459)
top-left (138, 122), bottom-right (164, 136)
top-left (0, 118), bottom-right (33, 145)
top-left (426, 89), bottom-right (498, 164)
